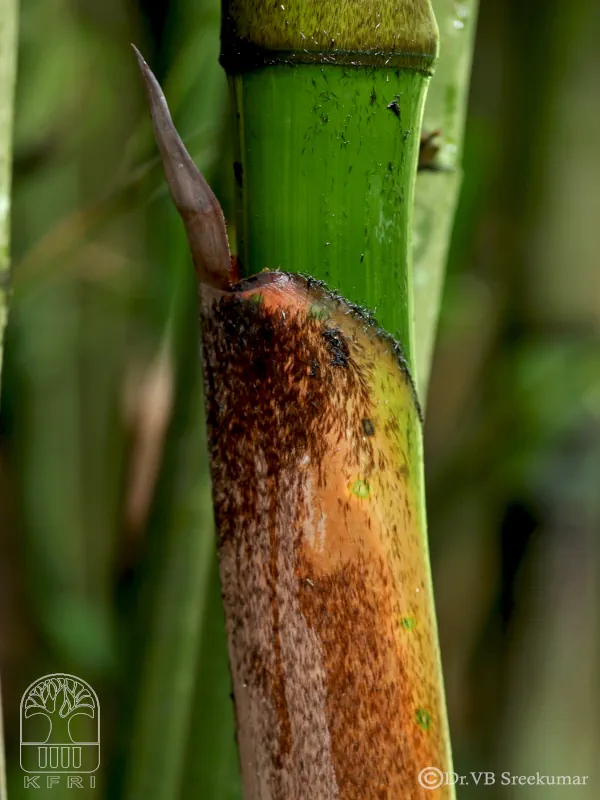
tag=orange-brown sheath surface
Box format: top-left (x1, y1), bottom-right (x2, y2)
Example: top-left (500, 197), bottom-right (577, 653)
top-left (134, 49), bottom-right (451, 799)
top-left (201, 273), bottom-right (452, 799)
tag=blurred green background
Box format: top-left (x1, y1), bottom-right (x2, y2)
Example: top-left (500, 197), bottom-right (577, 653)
top-left (1, 0), bottom-right (598, 798)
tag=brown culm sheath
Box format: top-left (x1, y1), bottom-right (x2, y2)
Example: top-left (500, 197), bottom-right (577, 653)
top-left (137, 50), bottom-right (452, 800)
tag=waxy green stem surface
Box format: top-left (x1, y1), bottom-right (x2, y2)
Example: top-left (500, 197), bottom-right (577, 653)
top-left (224, 0), bottom-right (438, 371)
top-left (232, 65), bottom-right (427, 366)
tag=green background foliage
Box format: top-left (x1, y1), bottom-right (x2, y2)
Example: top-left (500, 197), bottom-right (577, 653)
top-left (0, 1), bottom-right (598, 798)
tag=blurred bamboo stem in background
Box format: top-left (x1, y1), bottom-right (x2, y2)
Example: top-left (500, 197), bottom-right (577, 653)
top-left (413, 0), bottom-right (479, 399)
top-left (121, 6), bottom-right (241, 798)
top-left (0, 0), bottom-right (19, 796)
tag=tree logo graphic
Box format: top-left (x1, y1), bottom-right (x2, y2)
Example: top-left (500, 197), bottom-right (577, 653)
top-left (20, 673), bottom-right (100, 773)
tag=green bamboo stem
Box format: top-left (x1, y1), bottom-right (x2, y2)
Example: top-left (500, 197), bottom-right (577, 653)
top-left (0, 1), bottom-right (19, 797)
top-left (221, 1), bottom-right (454, 796)
top-left (225, 0), bottom-right (438, 371)
top-left (413, 0), bottom-right (479, 398)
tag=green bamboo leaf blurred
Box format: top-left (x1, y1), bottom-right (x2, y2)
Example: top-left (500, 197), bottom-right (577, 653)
top-left (4, 3), bottom-right (149, 799)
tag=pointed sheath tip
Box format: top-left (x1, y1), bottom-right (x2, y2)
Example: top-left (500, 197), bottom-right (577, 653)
top-left (132, 45), bottom-right (169, 123)
top-left (131, 43), bottom-right (145, 67)
top-left (132, 44), bottom-right (232, 292)
top-left (131, 45), bottom-right (174, 143)
top-left (131, 45), bottom-right (158, 99)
